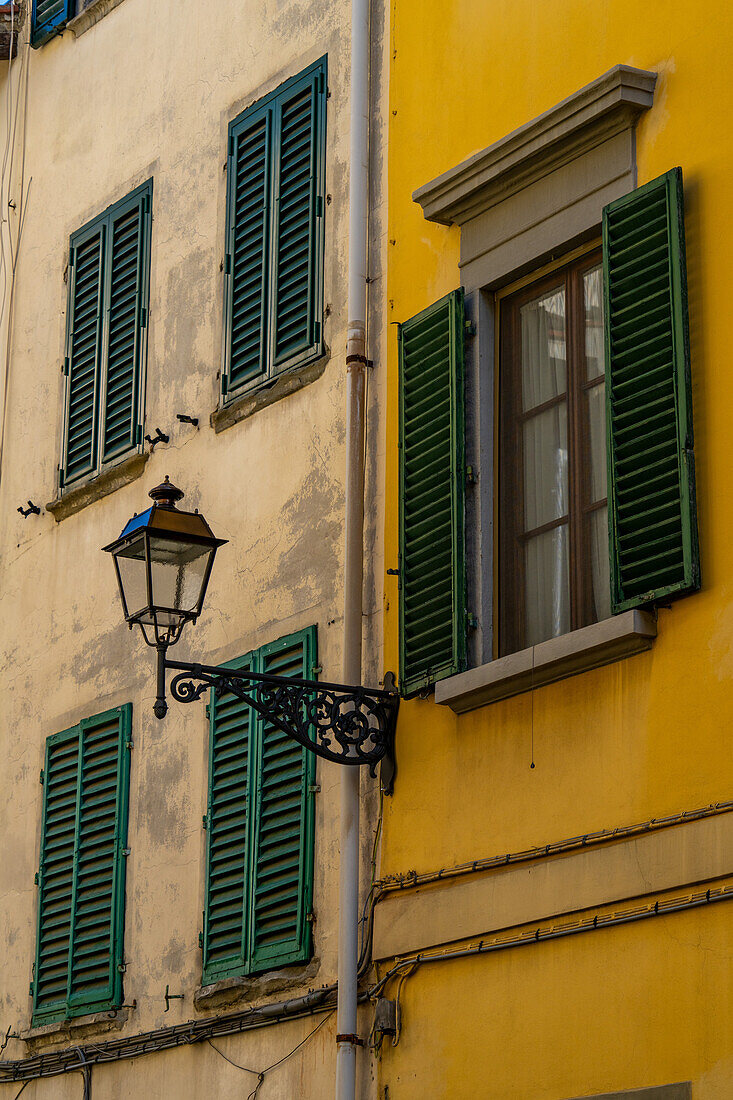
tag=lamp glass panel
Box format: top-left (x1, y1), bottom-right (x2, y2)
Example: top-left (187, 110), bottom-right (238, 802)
top-left (148, 536), bottom-right (213, 614)
top-left (115, 535), bottom-right (149, 618)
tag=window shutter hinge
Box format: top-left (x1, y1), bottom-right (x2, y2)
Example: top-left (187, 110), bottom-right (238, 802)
top-left (34, 872), bottom-right (39, 885)
top-left (59, 470), bottom-right (65, 488)
top-left (224, 253), bottom-right (231, 275)
top-left (63, 357), bottom-right (69, 376)
top-left (68, 246), bottom-right (74, 267)
top-left (308, 783), bottom-right (321, 796)
top-left (311, 664), bottom-right (322, 675)
top-left (39, 769), bottom-right (44, 784)
top-left (205, 702), bottom-right (211, 719)
top-left (318, 70), bottom-right (325, 94)
top-left (305, 911), bottom-right (316, 923)
top-left (467, 614), bottom-right (478, 630)
top-left (140, 307), bottom-right (147, 328)
top-left (29, 982), bottom-right (34, 997)
top-left (198, 931), bottom-right (204, 949)
top-left (314, 321), bottom-right (321, 344)
top-left (316, 195), bottom-right (324, 217)
top-left (125, 739), bottom-right (134, 751)
top-left (202, 814), bottom-right (208, 830)
top-left (465, 319), bottom-right (476, 337)
top-left (122, 848), bottom-right (131, 858)
top-left (221, 375), bottom-right (229, 396)
top-left (466, 464), bottom-right (477, 484)
top-left (228, 135), bottom-right (235, 158)
top-left (135, 424), bottom-right (143, 445)
top-left (117, 962), bottom-right (127, 974)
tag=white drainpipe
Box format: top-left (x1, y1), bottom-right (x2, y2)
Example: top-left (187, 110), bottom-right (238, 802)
top-left (336, 0), bottom-right (370, 1096)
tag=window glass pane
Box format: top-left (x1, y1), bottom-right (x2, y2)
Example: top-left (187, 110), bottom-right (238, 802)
top-left (522, 403), bottom-right (568, 530)
top-left (524, 525), bottom-right (570, 646)
top-left (590, 508), bottom-right (611, 621)
top-left (586, 381), bottom-right (607, 503)
top-left (520, 286), bottom-right (566, 409)
top-left (583, 265), bottom-right (604, 381)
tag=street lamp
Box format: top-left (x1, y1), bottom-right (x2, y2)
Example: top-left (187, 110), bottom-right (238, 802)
top-left (103, 479), bottom-right (398, 790)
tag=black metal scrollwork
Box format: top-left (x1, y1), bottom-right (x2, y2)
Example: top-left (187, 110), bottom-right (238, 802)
top-left (166, 661), bottom-right (399, 792)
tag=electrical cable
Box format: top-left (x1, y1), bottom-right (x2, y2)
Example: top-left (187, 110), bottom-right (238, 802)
top-left (13, 1083), bottom-right (29, 1100)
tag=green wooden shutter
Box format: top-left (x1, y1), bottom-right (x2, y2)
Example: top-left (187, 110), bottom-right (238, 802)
top-left (33, 706), bottom-right (131, 1026)
top-left (249, 628), bottom-right (316, 972)
top-left (31, 0), bottom-right (73, 47)
top-left (271, 67), bottom-right (325, 368)
top-left (202, 656), bottom-right (254, 984)
top-left (603, 168), bottom-right (700, 612)
top-left (398, 290), bottom-right (466, 697)
top-left (225, 113), bottom-right (271, 391)
top-left (63, 225), bottom-right (105, 487)
top-left (102, 192), bottom-right (149, 463)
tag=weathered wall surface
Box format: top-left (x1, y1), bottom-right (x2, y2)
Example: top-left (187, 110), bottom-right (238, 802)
top-left (380, 1), bottom-right (733, 1097)
top-left (0, 0), bottom-right (388, 1094)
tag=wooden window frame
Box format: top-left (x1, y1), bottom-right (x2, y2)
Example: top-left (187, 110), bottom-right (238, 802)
top-left (499, 247), bottom-right (605, 657)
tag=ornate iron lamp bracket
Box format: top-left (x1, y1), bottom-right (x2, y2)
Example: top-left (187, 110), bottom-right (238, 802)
top-left (160, 653), bottom-right (400, 794)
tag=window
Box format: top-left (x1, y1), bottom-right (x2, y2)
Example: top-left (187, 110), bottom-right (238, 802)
top-left (397, 169), bottom-right (699, 698)
top-left (202, 627), bottom-right (317, 984)
top-left (499, 251), bottom-right (610, 656)
top-left (31, 0), bottom-right (74, 47)
top-left (32, 706), bottom-right (132, 1026)
top-left (221, 59), bottom-right (326, 401)
top-left (61, 180), bottom-right (152, 491)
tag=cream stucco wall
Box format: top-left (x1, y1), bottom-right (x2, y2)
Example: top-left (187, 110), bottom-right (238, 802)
top-left (0, 0), bottom-right (389, 1095)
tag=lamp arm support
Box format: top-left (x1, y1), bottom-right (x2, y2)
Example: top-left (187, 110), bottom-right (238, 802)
top-left (156, 656), bottom-right (399, 792)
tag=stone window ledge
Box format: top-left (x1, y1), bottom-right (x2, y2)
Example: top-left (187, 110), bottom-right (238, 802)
top-left (45, 451), bottom-right (149, 523)
top-left (68, 0), bottom-right (128, 37)
top-left (194, 957), bottom-right (321, 1012)
top-left (20, 1006), bottom-right (132, 1051)
top-left (435, 610), bottom-right (657, 714)
top-left (211, 350), bottom-right (329, 434)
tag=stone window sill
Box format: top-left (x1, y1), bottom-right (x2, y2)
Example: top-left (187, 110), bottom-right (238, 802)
top-left (20, 1006), bottom-right (132, 1051)
top-left (435, 609), bottom-right (657, 714)
top-left (211, 350), bottom-right (329, 434)
top-left (194, 957), bottom-right (320, 1012)
top-left (46, 451), bottom-right (149, 522)
top-left (68, 0), bottom-right (128, 37)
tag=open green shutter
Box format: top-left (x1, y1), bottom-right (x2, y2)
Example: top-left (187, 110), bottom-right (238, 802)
top-left (249, 628), bottom-right (316, 972)
top-left (33, 707), bottom-right (130, 1026)
top-left (226, 113), bottom-right (271, 391)
top-left (63, 226), bottom-right (105, 487)
top-left (202, 659), bottom-right (254, 984)
top-left (102, 194), bottom-right (149, 463)
top-left (271, 66), bottom-right (325, 367)
top-left (31, 0), bottom-right (73, 47)
top-left (33, 729), bottom-right (79, 1023)
top-left (603, 167), bottom-right (700, 612)
top-left (398, 290), bottom-right (466, 697)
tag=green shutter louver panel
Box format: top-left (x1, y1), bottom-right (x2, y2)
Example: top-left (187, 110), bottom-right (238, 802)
top-left (249, 630), bottom-right (315, 971)
top-left (31, 0), bottom-right (72, 47)
top-left (603, 167), bottom-right (700, 612)
top-left (64, 227), bottom-right (104, 485)
top-left (227, 116), bottom-right (271, 390)
top-left (33, 707), bottom-right (131, 1027)
top-left (102, 197), bottom-right (147, 462)
top-left (202, 660), bottom-right (253, 984)
top-left (272, 75), bottom-right (320, 365)
top-left (398, 290), bottom-right (466, 697)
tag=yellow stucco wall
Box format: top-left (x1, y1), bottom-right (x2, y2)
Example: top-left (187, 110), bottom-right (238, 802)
top-left (381, 1), bottom-right (733, 1096)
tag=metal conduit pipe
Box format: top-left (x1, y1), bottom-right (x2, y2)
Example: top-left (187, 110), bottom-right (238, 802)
top-left (337, 0), bottom-right (371, 1096)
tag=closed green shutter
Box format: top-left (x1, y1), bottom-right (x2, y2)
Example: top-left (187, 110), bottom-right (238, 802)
top-left (33, 706), bottom-right (131, 1026)
top-left (202, 656), bottom-right (254, 984)
top-left (31, 0), bottom-right (73, 48)
top-left (398, 290), bottom-right (466, 697)
top-left (249, 629), bottom-right (316, 971)
top-left (271, 70), bottom-right (323, 367)
top-left (102, 192), bottom-right (149, 462)
top-left (603, 168), bottom-right (700, 612)
top-left (222, 58), bottom-right (325, 398)
top-left (62, 181), bottom-right (151, 489)
top-left (226, 114), bottom-right (271, 390)
top-left (64, 226), bottom-right (105, 486)
top-left (202, 628), bottom-right (316, 984)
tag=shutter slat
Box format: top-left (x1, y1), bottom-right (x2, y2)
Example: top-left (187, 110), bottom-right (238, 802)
top-left (398, 290), bottom-right (466, 696)
top-left (603, 167), bottom-right (700, 610)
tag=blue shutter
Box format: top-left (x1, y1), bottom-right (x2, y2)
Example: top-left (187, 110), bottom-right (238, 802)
top-left (63, 225), bottom-right (105, 487)
top-left (202, 657), bottom-right (254, 984)
top-left (31, 0), bottom-right (73, 48)
top-left (249, 628), bottom-right (316, 971)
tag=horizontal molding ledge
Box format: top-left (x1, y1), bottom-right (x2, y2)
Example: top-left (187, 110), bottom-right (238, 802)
top-left (372, 811), bottom-right (733, 962)
top-left (413, 64), bottom-right (657, 226)
top-left (436, 609), bottom-right (657, 713)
